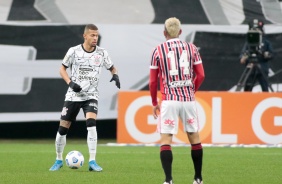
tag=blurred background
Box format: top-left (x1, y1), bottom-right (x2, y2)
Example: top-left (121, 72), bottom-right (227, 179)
top-left (0, 0), bottom-right (282, 140)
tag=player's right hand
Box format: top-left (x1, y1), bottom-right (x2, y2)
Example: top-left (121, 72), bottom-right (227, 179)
top-left (69, 81), bottom-right (82, 92)
top-left (152, 105), bottom-right (160, 119)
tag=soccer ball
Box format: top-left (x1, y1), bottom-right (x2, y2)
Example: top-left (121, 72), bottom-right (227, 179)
top-left (65, 150), bottom-right (84, 169)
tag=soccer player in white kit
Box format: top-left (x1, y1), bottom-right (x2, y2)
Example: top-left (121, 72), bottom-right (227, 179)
top-left (49, 24), bottom-right (120, 171)
top-left (149, 17), bottom-right (205, 184)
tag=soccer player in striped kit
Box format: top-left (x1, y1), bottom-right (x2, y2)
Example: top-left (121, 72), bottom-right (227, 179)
top-left (149, 17), bottom-right (205, 184)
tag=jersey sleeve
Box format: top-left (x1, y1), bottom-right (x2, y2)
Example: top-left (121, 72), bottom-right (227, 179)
top-left (149, 48), bottom-right (159, 106)
top-left (192, 44), bottom-right (202, 65)
top-left (62, 48), bottom-right (75, 68)
top-left (102, 49), bottom-right (114, 69)
top-left (192, 44), bottom-right (205, 92)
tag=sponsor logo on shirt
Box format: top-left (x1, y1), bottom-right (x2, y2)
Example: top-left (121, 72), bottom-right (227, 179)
top-left (79, 71), bottom-right (89, 75)
top-left (78, 76), bottom-right (96, 81)
top-left (169, 80), bottom-right (192, 88)
top-left (75, 93), bottom-right (85, 97)
top-left (80, 68), bottom-right (93, 72)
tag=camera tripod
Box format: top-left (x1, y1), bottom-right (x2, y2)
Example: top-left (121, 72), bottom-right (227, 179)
top-left (235, 61), bottom-right (274, 92)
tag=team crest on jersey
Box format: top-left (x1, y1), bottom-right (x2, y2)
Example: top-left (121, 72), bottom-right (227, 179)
top-left (92, 55), bottom-right (102, 66)
top-left (61, 107), bottom-right (68, 116)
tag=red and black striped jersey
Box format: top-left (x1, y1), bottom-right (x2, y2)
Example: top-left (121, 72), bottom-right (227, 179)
top-left (149, 38), bottom-right (204, 105)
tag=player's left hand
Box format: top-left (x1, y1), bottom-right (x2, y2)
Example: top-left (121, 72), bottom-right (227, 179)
top-left (110, 74), bottom-right (120, 89)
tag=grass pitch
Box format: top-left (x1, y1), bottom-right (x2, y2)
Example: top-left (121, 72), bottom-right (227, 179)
top-left (0, 139), bottom-right (281, 184)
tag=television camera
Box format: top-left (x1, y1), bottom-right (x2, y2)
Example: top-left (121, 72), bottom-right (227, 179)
top-left (235, 19), bottom-right (273, 92)
top-left (245, 19), bottom-right (263, 62)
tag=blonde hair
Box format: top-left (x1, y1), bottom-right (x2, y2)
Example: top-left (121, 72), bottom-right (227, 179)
top-left (164, 17), bottom-right (181, 38)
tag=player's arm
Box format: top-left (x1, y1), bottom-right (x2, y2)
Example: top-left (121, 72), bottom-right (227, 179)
top-left (149, 49), bottom-right (160, 119)
top-left (149, 67), bottom-right (159, 106)
top-left (192, 45), bottom-right (205, 92)
top-left (109, 65), bottom-right (120, 89)
top-left (60, 65), bottom-right (71, 84)
top-left (60, 64), bottom-right (82, 92)
top-left (61, 48), bottom-right (74, 83)
top-left (193, 63), bottom-right (205, 92)
top-left (61, 49), bottom-right (82, 92)
top-left (149, 67), bottom-right (159, 119)
top-left (109, 65), bottom-right (118, 75)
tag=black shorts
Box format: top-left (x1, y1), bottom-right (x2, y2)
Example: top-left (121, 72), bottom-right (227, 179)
top-left (60, 99), bottom-right (98, 121)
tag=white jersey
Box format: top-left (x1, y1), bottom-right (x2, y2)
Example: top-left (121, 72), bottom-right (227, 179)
top-left (62, 44), bottom-right (113, 101)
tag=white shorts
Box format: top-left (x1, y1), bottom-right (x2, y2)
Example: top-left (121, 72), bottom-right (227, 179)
top-left (157, 100), bottom-right (199, 134)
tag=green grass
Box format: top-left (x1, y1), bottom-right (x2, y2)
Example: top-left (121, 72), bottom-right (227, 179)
top-left (0, 139), bottom-right (281, 184)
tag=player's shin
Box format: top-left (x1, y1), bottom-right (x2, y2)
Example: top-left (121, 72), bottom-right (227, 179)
top-left (55, 131), bottom-right (67, 160)
top-left (160, 144), bottom-right (173, 182)
top-left (86, 118), bottom-right (97, 161)
top-left (191, 143), bottom-right (203, 181)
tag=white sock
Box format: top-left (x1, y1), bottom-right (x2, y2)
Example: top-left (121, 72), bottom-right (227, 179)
top-left (55, 132), bottom-right (66, 160)
top-left (87, 126), bottom-right (97, 161)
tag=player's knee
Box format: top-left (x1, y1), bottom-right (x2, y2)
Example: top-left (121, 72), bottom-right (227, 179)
top-left (86, 118), bottom-right (96, 127)
top-left (58, 126), bottom-right (69, 135)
